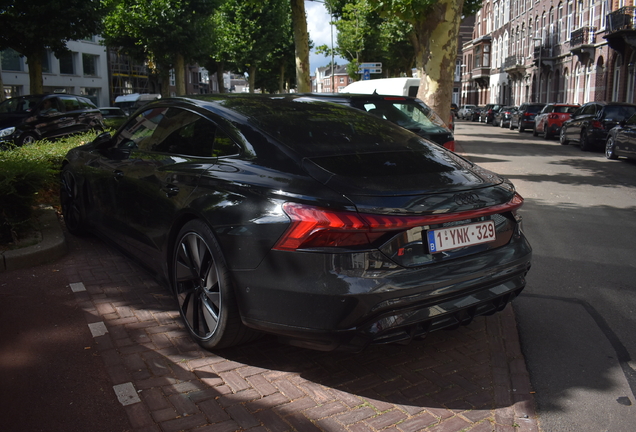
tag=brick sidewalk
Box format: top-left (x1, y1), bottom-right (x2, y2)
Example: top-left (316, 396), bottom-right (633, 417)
top-left (61, 234), bottom-right (540, 432)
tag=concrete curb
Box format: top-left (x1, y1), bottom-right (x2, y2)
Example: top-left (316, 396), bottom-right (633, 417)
top-left (0, 207), bottom-right (67, 272)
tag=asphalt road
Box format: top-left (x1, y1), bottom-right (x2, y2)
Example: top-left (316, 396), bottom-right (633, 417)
top-left (454, 119), bottom-right (636, 432)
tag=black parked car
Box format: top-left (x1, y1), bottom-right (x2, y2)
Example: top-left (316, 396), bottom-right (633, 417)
top-left (480, 104), bottom-right (502, 124)
top-left (605, 112), bottom-right (636, 160)
top-left (99, 107), bottom-right (128, 130)
top-left (60, 95), bottom-right (532, 352)
top-left (509, 103), bottom-right (545, 132)
top-left (560, 102), bottom-right (636, 151)
top-left (299, 93), bottom-right (455, 151)
top-left (0, 94), bottom-right (104, 146)
top-left (493, 106), bottom-right (516, 128)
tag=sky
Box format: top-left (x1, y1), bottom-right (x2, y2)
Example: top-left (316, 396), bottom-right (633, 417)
top-left (304, 1), bottom-right (346, 73)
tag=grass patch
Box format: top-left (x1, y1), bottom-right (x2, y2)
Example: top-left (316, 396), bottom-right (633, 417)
top-left (0, 131), bottom-right (106, 246)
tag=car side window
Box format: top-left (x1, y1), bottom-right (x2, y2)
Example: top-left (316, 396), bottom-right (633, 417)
top-left (626, 114), bottom-right (636, 126)
top-left (147, 108), bottom-right (240, 158)
top-left (115, 107), bottom-right (169, 150)
top-left (581, 105), bottom-right (595, 115)
top-left (59, 96), bottom-right (81, 112)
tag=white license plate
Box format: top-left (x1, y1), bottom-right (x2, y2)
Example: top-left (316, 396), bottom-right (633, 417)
top-left (427, 220), bottom-right (496, 253)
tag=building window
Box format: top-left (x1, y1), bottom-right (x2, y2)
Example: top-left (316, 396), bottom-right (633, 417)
top-left (82, 53), bottom-right (98, 76)
top-left (613, 55), bottom-right (623, 101)
top-left (59, 52), bottom-right (75, 74)
top-left (1, 49), bottom-right (23, 71)
top-left (169, 69), bottom-right (176, 86)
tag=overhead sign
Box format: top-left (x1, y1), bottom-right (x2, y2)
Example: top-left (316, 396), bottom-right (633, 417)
top-left (359, 62), bottom-right (382, 68)
top-left (357, 67), bottom-right (382, 74)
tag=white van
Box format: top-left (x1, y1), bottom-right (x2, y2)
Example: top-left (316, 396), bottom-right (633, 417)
top-left (341, 78), bottom-right (421, 97)
top-left (114, 93), bottom-right (161, 115)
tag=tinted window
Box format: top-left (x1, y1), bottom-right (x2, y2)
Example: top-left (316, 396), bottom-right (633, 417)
top-left (554, 106), bottom-right (577, 113)
top-left (0, 96), bottom-right (41, 113)
top-left (626, 113), bottom-right (636, 126)
top-left (602, 105), bottom-right (636, 121)
top-left (360, 101), bottom-right (447, 133)
top-left (59, 96), bottom-right (81, 112)
top-left (525, 105), bottom-right (544, 113)
top-left (581, 104), bottom-right (596, 115)
top-left (116, 107), bottom-right (167, 150)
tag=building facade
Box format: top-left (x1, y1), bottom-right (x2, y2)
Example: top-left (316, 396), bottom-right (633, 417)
top-left (2, 37), bottom-right (110, 106)
top-left (461, 0), bottom-right (636, 107)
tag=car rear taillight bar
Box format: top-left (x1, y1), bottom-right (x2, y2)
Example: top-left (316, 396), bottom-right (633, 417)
top-left (273, 194), bottom-right (524, 251)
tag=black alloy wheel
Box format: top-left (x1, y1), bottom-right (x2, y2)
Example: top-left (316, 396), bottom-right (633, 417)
top-left (172, 220), bottom-right (254, 350)
top-left (60, 166), bottom-right (87, 235)
top-left (605, 136), bottom-right (619, 160)
top-left (560, 128), bottom-right (569, 145)
top-left (18, 132), bottom-right (38, 146)
top-left (580, 130), bottom-right (592, 151)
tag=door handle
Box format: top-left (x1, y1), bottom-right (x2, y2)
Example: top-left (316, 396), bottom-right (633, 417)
top-left (162, 184), bottom-right (179, 197)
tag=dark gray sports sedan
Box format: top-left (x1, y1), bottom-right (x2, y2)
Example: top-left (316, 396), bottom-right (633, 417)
top-left (60, 95), bottom-right (532, 352)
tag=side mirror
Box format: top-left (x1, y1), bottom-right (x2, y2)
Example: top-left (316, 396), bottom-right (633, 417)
top-left (93, 131), bottom-right (113, 149)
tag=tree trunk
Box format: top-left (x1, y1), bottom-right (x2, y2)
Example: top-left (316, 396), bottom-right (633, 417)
top-left (216, 63), bottom-right (225, 93)
top-left (175, 53), bottom-right (186, 95)
top-left (413, 0), bottom-right (463, 126)
top-left (279, 63), bottom-right (285, 93)
top-left (248, 65), bottom-right (256, 93)
top-left (290, 0), bottom-right (311, 93)
top-left (159, 68), bottom-right (171, 98)
top-left (0, 57), bottom-right (5, 101)
top-left (27, 53), bottom-right (44, 94)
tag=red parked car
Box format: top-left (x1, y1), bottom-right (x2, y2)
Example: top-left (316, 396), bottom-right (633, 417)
top-left (533, 103), bottom-right (579, 139)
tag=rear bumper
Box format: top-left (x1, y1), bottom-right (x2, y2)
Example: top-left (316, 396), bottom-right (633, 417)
top-left (232, 234), bottom-right (532, 351)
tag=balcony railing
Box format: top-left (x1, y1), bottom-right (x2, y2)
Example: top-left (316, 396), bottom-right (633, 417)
top-left (504, 55), bottom-right (525, 69)
top-left (570, 26), bottom-right (596, 47)
top-left (607, 6), bottom-right (636, 32)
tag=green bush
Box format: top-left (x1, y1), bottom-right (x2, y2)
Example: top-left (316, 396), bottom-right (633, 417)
top-left (0, 131), bottom-right (105, 244)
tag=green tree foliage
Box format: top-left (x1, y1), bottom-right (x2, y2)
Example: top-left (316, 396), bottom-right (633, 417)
top-left (213, 0), bottom-right (291, 93)
top-left (0, 0), bottom-right (104, 94)
top-left (321, 0), bottom-right (414, 79)
top-left (102, 0), bottom-right (221, 96)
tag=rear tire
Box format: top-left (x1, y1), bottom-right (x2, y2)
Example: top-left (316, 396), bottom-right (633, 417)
top-left (519, 123), bottom-right (525, 133)
top-left (172, 220), bottom-right (256, 350)
top-left (543, 126), bottom-right (552, 140)
top-left (532, 126), bottom-right (538, 137)
top-left (580, 130), bottom-right (592, 151)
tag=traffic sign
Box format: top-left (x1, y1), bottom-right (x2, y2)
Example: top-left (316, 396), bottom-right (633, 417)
top-left (359, 62), bottom-right (382, 68)
top-left (357, 68), bottom-right (382, 74)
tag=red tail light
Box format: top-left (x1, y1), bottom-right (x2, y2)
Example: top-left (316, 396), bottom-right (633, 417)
top-left (273, 194), bottom-right (524, 251)
top-left (591, 120), bottom-right (603, 129)
top-left (523, 112), bottom-right (532, 117)
top-left (443, 141), bottom-right (455, 151)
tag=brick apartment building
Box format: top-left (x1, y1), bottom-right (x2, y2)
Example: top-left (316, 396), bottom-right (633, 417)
top-left (461, 0), bottom-right (636, 106)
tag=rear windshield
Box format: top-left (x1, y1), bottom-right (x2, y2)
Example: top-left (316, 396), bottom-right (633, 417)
top-left (554, 106), bottom-right (578, 113)
top-left (228, 99), bottom-right (439, 158)
top-left (526, 105), bottom-right (544, 113)
top-left (603, 105), bottom-right (636, 121)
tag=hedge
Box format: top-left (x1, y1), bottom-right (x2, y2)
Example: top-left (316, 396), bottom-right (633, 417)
top-left (0, 131), bottom-right (104, 245)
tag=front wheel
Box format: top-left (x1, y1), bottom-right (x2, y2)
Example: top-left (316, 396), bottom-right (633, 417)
top-left (18, 132), bottom-right (38, 146)
top-left (560, 128), bottom-right (569, 145)
top-left (543, 126), bottom-right (552, 140)
top-left (519, 123), bottom-right (525, 133)
top-left (532, 126), bottom-right (539, 137)
top-left (172, 220), bottom-right (255, 350)
top-left (60, 166), bottom-right (87, 235)
top-left (605, 136), bottom-right (619, 160)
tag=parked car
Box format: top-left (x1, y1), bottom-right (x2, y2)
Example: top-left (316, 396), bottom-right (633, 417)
top-left (60, 94), bottom-right (532, 352)
top-left (99, 107), bottom-right (128, 130)
top-left (458, 104), bottom-right (476, 120)
top-left (605, 112), bottom-right (636, 160)
top-left (509, 103), bottom-right (545, 132)
top-left (493, 106), bottom-right (516, 128)
top-left (480, 104), bottom-right (502, 124)
top-left (451, 103), bottom-right (459, 118)
top-left (0, 94), bottom-right (104, 146)
top-left (560, 102), bottom-right (636, 151)
top-left (470, 106), bottom-right (484, 121)
top-left (533, 103), bottom-right (579, 139)
top-left (301, 93), bottom-right (455, 151)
